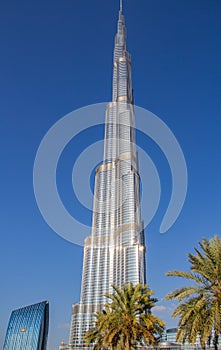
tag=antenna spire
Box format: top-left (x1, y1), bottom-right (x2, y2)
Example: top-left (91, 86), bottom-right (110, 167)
top-left (120, 0), bottom-right (123, 12)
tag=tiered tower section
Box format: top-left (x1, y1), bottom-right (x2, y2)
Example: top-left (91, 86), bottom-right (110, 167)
top-left (69, 4), bottom-right (146, 349)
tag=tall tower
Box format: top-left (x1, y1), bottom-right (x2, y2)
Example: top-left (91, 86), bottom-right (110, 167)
top-left (69, 2), bottom-right (146, 348)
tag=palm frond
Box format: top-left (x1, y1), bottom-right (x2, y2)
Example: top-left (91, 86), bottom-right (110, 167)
top-left (85, 282), bottom-right (164, 349)
top-left (165, 235), bottom-right (221, 350)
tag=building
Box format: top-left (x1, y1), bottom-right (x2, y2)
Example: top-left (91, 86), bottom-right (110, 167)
top-left (69, 1), bottom-right (146, 349)
top-left (166, 328), bottom-right (179, 343)
top-left (3, 300), bottom-right (49, 350)
top-left (59, 340), bottom-right (73, 350)
top-left (161, 328), bottom-right (221, 350)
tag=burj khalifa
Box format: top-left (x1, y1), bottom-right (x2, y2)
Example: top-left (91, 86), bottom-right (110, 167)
top-left (69, 2), bottom-right (146, 348)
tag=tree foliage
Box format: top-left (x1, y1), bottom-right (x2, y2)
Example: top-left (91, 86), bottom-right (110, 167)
top-left (166, 235), bottom-right (221, 350)
top-left (85, 282), bottom-right (165, 350)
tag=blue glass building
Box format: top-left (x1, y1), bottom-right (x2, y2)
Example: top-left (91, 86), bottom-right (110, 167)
top-left (3, 300), bottom-right (49, 350)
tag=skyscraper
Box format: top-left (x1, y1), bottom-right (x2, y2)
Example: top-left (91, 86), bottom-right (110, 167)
top-left (69, 2), bottom-right (146, 348)
top-left (3, 300), bottom-right (49, 350)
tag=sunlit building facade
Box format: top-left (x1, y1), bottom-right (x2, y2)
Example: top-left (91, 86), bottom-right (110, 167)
top-left (69, 2), bottom-right (146, 349)
top-left (3, 300), bottom-right (49, 350)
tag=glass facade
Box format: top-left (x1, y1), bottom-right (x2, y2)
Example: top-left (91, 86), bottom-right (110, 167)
top-left (166, 328), bottom-right (179, 343)
top-left (3, 300), bottom-right (49, 350)
top-left (69, 3), bottom-right (146, 349)
top-left (160, 328), bottom-right (221, 349)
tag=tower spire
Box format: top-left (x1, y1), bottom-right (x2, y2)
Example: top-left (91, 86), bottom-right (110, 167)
top-left (120, 0), bottom-right (123, 12)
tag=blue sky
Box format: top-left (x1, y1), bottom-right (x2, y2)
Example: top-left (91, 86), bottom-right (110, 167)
top-left (0, 0), bottom-right (221, 349)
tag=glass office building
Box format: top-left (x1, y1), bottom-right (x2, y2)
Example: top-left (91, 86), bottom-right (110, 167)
top-left (3, 300), bottom-right (49, 350)
top-left (69, 2), bottom-right (146, 349)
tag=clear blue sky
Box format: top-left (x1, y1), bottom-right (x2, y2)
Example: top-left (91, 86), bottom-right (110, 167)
top-left (0, 0), bottom-right (221, 349)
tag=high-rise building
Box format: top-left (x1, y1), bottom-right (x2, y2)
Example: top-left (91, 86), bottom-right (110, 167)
top-left (69, 2), bottom-right (146, 349)
top-left (3, 300), bottom-right (49, 350)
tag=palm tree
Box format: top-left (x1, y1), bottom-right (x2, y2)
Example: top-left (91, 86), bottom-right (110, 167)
top-left (85, 282), bottom-right (165, 350)
top-left (166, 235), bottom-right (221, 350)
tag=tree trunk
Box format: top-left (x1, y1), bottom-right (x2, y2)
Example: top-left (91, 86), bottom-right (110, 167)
top-left (213, 332), bottom-right (219, 350)
top-left (125, 334), bottom-right (130, 350)
top-left (200, 339), bottom-right (206, 350)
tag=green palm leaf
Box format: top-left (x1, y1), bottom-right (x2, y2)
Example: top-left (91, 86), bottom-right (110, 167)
top-left (165, 235), bottom-right (221, 350)
top-left (85, 282), bottom-right (165, 349)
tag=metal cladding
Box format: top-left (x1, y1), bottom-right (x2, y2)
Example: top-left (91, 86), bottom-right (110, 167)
top-left (69, 5), bottom-right (146, 349)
